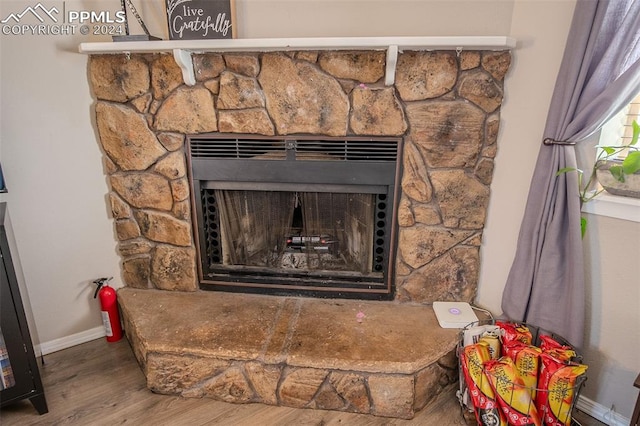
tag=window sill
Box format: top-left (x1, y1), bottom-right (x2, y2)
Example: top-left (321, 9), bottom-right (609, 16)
top-left (581, 192), bottom-right (640, 223)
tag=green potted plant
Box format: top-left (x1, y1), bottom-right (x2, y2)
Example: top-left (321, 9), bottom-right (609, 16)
top-left (594, 119), bottom-right (640, 198)
top-left (558, 119), bottom-right (640, 235)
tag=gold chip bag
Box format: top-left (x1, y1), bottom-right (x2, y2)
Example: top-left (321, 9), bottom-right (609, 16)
top-left (538, 353), bottom-right (587, 426)
top-left (504, 342), bottom-right (542, 401)
top-left (460, 343), bottom-right (507, 426)
top-left (484, 357), bottom-right (541, 426)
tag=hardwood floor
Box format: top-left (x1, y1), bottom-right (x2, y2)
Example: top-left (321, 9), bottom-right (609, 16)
top-left (0, 338), bottom-right (471, 425)
top-left (0, 337), bottom-right (604, 425)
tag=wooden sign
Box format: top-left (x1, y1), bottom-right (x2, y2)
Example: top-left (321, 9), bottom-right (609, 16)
top-left (166, 0), bottom-right (235, 40)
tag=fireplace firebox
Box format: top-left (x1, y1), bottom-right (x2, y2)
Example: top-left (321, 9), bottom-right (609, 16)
top-left (188, 135), bottom-right (403, 299)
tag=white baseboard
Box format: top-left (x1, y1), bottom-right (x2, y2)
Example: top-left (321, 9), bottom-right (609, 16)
top-left (37, 326), bottom-right (106, 355)
top-left (576, 394), bottom-right (630, 426)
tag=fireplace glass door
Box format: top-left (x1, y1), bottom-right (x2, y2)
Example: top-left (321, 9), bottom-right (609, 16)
top-left (207, 190), bottom-right (377, 275)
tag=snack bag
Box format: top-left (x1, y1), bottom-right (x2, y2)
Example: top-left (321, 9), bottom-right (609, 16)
top-left (536, 347), bottom-right (577, 417)
top-left (479, 331), bottom-right (502, 360)
top-left (460, 325), bottom-right (502, 411)
top-left (535, 353), bottom-right (556, 419)
top-left (463, 324), bottom-right (501, 347)
top-left (537, 353), bottom-right (587, 426)
top-left (544, 347), bottom-right (576, 363)
top-left (539, 335), bottom-right (576, 361)
top-left (497, 321), bottom-right (533, 353)
top-left (485, 357), bottom-right (541, 426)
top-left (503, 342), bottom-right (542, 400)
top-left (539, 335), bottom-right (566, 351)
top-left (460, 343), bottom-right (507, 426)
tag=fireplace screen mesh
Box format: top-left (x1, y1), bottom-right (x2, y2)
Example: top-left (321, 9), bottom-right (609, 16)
top-left (202, 189), bottom-right (379, 276)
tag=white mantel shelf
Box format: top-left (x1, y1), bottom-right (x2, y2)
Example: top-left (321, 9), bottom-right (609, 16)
top-left (79, 36), bottom-right (516, 86)
top-left (78, 36), bottom-right (516, 54)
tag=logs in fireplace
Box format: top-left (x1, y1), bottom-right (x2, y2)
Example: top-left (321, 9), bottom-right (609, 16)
top-left (188, 135), bottom-right (402, 299)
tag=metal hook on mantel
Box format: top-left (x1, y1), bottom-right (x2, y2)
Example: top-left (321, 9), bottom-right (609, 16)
top-left (456, 46), bottom-right (463, 57)
top-left (173, 49), bottom-right (196, 86)
top-left (385, 45), bottom-right (399, 86)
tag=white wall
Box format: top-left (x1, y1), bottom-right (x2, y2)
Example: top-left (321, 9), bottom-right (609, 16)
top-left (475, 0), bottom-right (575, 313)
top-left (2, 0), bottom-right (637, 420)
top-left (582, 213), bottom-right (640, 421)
top-left (235, 0), bottom-right (514, 38)
top-left (0, 1), bottom-right (123, 349)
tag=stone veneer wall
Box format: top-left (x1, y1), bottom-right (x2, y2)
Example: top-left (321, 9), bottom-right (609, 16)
top-left (89, 49), bottom-right (510, 303)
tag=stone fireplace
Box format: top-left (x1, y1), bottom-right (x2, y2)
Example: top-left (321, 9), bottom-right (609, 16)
top-left (91, 48), bottom-right (509, 302)
top-left (87, 45), bottom-right (510, 418)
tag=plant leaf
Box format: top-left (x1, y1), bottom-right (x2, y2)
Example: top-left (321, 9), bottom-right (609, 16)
top-left (601, 146), bottom-right (617, 156)
top-left (631, 120), bottom-right (639, 146)
top-left (556, 167), bottom-right (577, 176)
top-left (581, 216), bottom-right (587, 239)
top-left (622, 151), bottom-right (640, 174)
top-left (608, 164), bottom-right (625, 182)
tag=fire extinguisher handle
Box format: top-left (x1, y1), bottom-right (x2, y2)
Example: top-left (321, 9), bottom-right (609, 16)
top-left (92, 277), bottom-right (113, 299)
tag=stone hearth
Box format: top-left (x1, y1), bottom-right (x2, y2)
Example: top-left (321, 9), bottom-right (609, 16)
top-left (86, 46), bottom-right (511, 419)
top-left (118, 287), bottom-right (460, 419)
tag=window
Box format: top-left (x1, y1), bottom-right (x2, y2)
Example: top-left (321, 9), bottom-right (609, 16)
top-left (599, 92), bottom-right (640, 157)
top-left (621, 93), bottom-right (640, 146)
top-left (581, 92), bottom-right (640, 223)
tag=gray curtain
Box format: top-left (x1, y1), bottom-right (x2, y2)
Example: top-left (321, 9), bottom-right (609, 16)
top-left (501, 0), bottom-right (640, 348)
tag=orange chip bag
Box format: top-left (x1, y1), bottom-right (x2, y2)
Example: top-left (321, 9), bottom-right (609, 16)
top-left (460, 343), bottom-right (507, 426)
top-left (497, 321), bottom-right (533, 354)
top-left (537, 353), bottom-right (587, 426)
top-left (536, 353), bottom-right (557, 418)
top-left (539, 335), bottom-right (576, 361)
top-left (539, 335), bottom-right (566, 351)
top-left (544, 347), bottom-right (577, 363)
top-left (484, 357), bottom-right (541, 426)
top-left (503, 342), bottom-right (542, 401)
top-left (537, 341), bottom-right (578, 418)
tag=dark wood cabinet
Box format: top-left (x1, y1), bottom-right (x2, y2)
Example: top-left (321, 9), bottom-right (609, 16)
top-left (0, 202), bottom-right (47, 414)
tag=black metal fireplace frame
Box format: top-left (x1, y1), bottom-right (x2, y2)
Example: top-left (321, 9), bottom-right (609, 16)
top-left (187, 134), bottom-right (403, 300)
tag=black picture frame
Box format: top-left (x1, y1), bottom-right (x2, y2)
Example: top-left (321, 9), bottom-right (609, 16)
top-left (165, 0), bottom-right (236, 40)
top-left (0, 163), bottom-right (6, 193)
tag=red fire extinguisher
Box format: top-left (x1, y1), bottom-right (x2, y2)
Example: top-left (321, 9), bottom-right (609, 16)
top-left (93, 277), bottom-right (122, 342)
